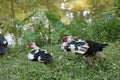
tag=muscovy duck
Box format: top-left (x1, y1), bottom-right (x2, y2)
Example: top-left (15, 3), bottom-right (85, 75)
top-left (61, 35), bottom-right (89, 54)
top-left (85, 40), bottom-right (108, 57)
top-left (61, 35), bottom-right (109, 65)
top-left (61, 35), bottom-right (108, 57)
top-left (28, 42), bottom-right (53, 64)
top-left (0, 34), bottom-right (8, 55)
top-left (61, 35), bottom-right (74, 52)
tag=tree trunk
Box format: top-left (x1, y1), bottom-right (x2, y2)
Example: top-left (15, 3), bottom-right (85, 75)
top-left (47, 0), bottom-right (51, 11)
top-left (10, 0), bottom-right (15, 18)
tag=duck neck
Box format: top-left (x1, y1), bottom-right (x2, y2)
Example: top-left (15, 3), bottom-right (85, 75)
top-left (33, 46), bottom-right (40, 49)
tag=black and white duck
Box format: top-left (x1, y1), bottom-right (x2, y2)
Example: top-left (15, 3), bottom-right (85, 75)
top-left (28, 42), bottom-right (53, 64)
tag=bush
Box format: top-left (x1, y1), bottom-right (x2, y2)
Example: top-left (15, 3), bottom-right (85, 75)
top-left (92, 17), bottom-right (120, 42)
top-left (68, 18), bottom-right (93, 40)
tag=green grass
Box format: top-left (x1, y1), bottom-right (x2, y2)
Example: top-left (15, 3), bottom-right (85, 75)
top-left (0, 43), bottom-right (120, 80)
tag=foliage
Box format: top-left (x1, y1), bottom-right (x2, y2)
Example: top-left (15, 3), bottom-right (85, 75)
top-left (2, 9), bottom-right (120, 47)
top-left (67, 18), bottom-right (93, 39)
top-left (45, 11), bottom-right (61, 21)
top-left (91, 14), bottom-right (120, 42)
top-left (2, 18), bottom-right (22, 46)
top-left (0, 1), bottom-right (120, 79)
top-left (0, 0), bottom-right (118, 47)
top-left (21, 9), bottom-right (68, 46)
top-left (21, 9), bottom-right (51, 46)
top-left (114, 0), bottom-right (120, 17)
top-left (0, 43), bottom-right (120, 80)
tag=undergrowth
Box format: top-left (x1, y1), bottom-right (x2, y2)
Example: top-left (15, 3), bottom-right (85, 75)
top-left (0, 43), bottom-right (119, 80)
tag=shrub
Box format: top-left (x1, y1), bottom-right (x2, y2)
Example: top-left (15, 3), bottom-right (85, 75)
top-left (92, 16), bottom-right (120, 42)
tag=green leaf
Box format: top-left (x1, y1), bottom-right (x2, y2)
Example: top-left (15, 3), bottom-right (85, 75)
top-left (50, 31), bottom-right (60, 44)
top-left (45, 11), bottom-right (61, 21)
top-left (22, 30), bottom-right (37, 43)
top-left (51, 21), bottom-right (63, 32)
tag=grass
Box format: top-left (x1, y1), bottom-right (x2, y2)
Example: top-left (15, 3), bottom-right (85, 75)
top-left (0, 43), bottom-right (120, 80)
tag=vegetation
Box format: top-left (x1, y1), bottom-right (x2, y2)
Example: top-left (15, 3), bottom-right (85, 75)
top-left (0, 0), bottom-right (120, 80)
top-left (0, 42), bottom-right (120, 80)
top-left (114, 0), bottom-right (120, 17)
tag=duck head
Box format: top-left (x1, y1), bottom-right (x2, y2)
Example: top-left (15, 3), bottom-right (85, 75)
top-left (63, 35), bottom-right (74, 43)
top-left (28, 42), bottom-right (39, 49)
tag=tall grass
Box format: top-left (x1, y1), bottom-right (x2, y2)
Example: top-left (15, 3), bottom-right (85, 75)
top-left (0, 42), bottom-right (119, 80)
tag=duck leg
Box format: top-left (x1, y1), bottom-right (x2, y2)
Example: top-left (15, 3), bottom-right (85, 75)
top-left (83, 56), bottom-right (93, 66)
top-left (95, 52), bottom-right (106, 59)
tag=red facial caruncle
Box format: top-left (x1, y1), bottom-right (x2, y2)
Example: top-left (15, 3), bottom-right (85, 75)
top-left (63, 36), bottom-right (69, 42)
top-left (28, 42), bottom-right (34, 47)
